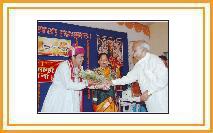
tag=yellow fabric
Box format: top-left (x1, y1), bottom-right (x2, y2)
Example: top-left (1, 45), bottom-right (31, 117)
top-left (94, 97), bottom-right (118, 112)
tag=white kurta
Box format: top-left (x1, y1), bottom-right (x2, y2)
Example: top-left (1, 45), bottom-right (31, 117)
top-left (112, 53), bottom-right (168, 113)
top-left (41, 60), bottom-right (87, 113)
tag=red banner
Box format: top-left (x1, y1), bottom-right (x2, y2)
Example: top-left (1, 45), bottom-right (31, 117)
top-left (38, 60), bottom-right (62, 83)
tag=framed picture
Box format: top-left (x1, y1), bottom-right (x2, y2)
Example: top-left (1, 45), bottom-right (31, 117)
top-left (1, 1), bottom-right (211, 132)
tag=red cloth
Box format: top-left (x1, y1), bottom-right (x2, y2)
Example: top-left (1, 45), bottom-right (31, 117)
top-left (68, 46), bottom-right (85, 57)
top-left (68, 60), bottom-right (84, 112)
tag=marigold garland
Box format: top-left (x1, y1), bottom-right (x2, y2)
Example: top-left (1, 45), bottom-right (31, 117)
top-left (117, 22), bottom-right (150, 37)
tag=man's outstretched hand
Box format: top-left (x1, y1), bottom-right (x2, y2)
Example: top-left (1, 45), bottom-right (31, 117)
top-left (140, 90), bottom-right (150, 101)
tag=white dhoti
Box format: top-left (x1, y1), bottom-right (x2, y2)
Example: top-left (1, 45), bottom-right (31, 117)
top-left (41, 61), bottom-right (87, 113)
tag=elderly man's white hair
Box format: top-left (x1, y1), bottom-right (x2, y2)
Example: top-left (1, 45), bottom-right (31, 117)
top-left (134, 40), bottom-right (150, 51)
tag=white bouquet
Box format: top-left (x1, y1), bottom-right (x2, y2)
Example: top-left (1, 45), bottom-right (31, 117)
top-left (79, 69), bottom-right (106, 84)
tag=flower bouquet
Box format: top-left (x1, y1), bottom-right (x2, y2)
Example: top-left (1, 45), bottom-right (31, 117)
top-left (94, 67), bottom-right (117, 81)
top-left (79, 69), bottom-right (106, 84)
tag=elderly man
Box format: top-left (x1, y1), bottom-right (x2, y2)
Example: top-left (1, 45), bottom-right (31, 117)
top-left (41, 46), bottom-right (93, 113)
top-left (107, 40), bottom-right (168, 113)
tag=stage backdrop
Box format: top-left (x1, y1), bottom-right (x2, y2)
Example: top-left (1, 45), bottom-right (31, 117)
top-left (37, 22), bottom-right (129, 112)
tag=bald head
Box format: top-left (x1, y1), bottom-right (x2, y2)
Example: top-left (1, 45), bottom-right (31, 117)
top-left (132, 40), bottom-right (150, 61)
top-left (133, 40), bottom-right (150, 51)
